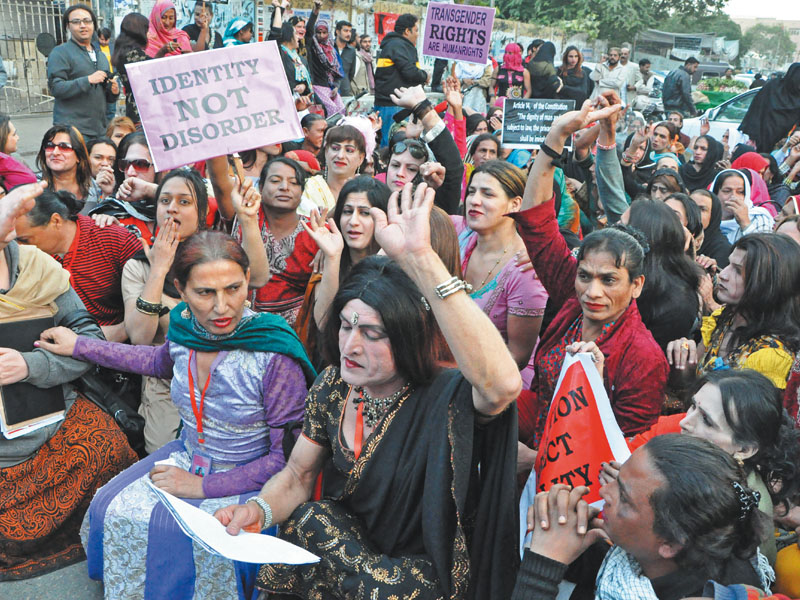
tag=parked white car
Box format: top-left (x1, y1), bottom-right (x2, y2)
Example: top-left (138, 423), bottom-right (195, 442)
top-left (682, 88), bottom-right (759, 146)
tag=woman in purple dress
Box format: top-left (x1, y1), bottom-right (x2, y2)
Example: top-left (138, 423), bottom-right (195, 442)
top-left (38, 231), bottom-right (315, 599)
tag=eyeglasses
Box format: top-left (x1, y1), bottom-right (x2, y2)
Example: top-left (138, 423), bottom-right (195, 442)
top-left (119, 158), bottom-right (153, 172)
top-left (392, 140), bottom-right (427, 160)
top-left (44, 141), bottom-right (74, 152)
top-left (68, 18), bottom-right (93, 26)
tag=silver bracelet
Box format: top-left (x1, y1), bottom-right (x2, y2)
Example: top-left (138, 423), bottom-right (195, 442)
top-left (245, 496), bottom-right (273, 530)
top-left (434, 276), bottom-right (473, 300)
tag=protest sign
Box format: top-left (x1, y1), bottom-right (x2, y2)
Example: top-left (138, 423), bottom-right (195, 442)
top-left (422, 2), bottom-right (495, 65)
top-left (533, 353), bottom-right (631, 507)
top-left (501, 98), bottom-right (576, 150)
top-left (374, 12), bottom-right (399, 44)
top-left (126, 42), bottom-right (302, 172)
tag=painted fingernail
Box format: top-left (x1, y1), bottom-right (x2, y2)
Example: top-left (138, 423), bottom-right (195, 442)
top-left (558, 516), bottom-right (567, 524)
top-left (578, 526), bottom-right (586, 534)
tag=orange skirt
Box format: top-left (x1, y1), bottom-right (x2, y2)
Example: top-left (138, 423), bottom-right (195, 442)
top-left (0, 395), bottom-right (137, 580)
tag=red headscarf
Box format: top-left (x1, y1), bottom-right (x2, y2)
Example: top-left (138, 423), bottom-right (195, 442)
top-left (145, 0), bottom-right (192, 58)
top-left (731, 151), bottom-right (769, 174)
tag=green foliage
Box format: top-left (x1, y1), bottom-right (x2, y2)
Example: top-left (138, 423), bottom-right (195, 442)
top-left (741, 24), bottom-right (796, 64)
top-left (661, 12), bottom-right (742, 40)
top-left (496, 0), bottom-right (733, 46)
top-left (695, 77), bottom-right (747, 91)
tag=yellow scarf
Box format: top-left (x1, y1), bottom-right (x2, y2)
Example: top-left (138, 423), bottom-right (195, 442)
top-left (0, 244), bottom-right (71, 319)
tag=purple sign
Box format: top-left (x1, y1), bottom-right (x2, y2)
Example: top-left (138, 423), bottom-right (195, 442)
top-left (422, 1), bottom-right (495, 65)
top-left (126, 42), bottom-right (302, 172)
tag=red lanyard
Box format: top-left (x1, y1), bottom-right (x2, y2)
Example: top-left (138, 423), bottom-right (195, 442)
top-left (354, 398), bottom-right (365, 461)
top-left (187, 350), bottom-right (212, 444)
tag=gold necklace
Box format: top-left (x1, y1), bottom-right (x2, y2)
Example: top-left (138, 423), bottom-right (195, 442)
top-left (475, 241), bottom-right (514, 290)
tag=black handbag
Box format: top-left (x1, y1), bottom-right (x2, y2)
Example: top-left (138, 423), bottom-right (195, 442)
top-left (59, 310), bottom-right (147, 457)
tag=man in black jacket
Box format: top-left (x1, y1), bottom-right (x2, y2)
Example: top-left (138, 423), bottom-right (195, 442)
top-left (663, 57), bottom-right (699, 117)
top-left (334, 20), bottom-right (356, 98)
top-left (374, 14), bottom-right (428, 146)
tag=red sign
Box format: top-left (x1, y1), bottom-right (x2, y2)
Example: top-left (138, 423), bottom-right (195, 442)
top-left (534, 353), bottom-right (631, 506)
top-left (374, 12), bottom-right (399, 44)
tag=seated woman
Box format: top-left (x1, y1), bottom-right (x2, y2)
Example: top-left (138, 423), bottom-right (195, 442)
top-left (664, 192), bottom-right (704, 254)
top-left (667, 233), bottom-right (800, 391)
top-left (37, 231), bottom-right (315, 598)
top-left (144, 0), bottom-right (192, 57)
top-left (35, 125), bottom-right (102, 213)
top-left (514, 435), bottom-right (766, 599)
top-left (90, 132), bottom-right (159, 244)
top-left (232, 157), bottom-right (318, 326)
top-left (620, 368), bottom-right (800, 567)
top-left (0, 183), bottom-right (136, 580)
top-left (14, 189), bottom-right (142, 342)
top-left (710, 169), bottom-right (775, 243)
top-left (86, 136), bottom-right (117, 200)
top-left (455, 160), bottom-right (546, 387)
top-left (625, 198), bottom-right (700, 351)
top-left (0, 113), bottom-right (37, 190)
top-left (216, 182), bottom-right (522, 599)
top-left (513, 98), bottom-right (668, 449)
top-left (619, 131), bottom-right (654, 200)
top-left (121, 168), bottom-right (268, 453)
top-left (679, 134), bottom-right (724, 191)
top-left (299, 124), bottom-right (366, 217)
top-left (299, 176), bottom-right (389, 351)
top-left (378, 85), bottom-right (465, 215)
top-left (647, 167), bottom-right (687, 201)
top-left (105, 116), bottom-right (136, 146)
top-left (690, 188), bottom-right (732, 268)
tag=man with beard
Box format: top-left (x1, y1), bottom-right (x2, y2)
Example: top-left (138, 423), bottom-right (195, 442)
top-left (351, 34), bottom-right (375, 95)
top-left (590, 48), bottom-right (627, 100)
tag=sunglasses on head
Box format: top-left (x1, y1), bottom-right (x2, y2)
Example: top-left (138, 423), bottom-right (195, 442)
top-left (119, 158), bottom-right (153, 172)
top-left (392, 140), bottom-right (427, 160)
top-left (44, 141), bottom-right (74, 152)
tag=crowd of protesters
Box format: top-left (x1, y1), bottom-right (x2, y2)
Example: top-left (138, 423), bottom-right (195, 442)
top-left (2, 1), bottom-right (800, 599)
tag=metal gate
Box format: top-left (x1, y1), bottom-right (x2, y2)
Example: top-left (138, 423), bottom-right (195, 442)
top-left (1, 0), bottom-right (100, 115)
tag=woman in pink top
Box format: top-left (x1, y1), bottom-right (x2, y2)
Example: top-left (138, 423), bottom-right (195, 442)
top-left (0, 115), bottom-right (36, 191)
top-left (452, 160), bottom-right (547, 386)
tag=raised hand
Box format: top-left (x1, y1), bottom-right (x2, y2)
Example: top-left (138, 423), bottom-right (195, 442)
top-left (232, 178), bottom-right (261, 225)
top-left (390, 85), bottom-right (427, 110)
top-left (443, 76), bottom-right (462, 110)
top-left (550, 96), bottom-right (623, 139)
top-left (0, 182), bottom-right (45, 239)
top-left (302, 207), bottom-right (344, 258)
top-left (95, 165), bottom-right (115, 197)
top-left (371, 182), bottom-right (434, 262)
top-left (144, 217), bottom-right (180, 275)
top-left (420, 161), bottom-right (445, 189)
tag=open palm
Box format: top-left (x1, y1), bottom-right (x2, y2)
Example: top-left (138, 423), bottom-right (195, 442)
top-left (302, 208), bottom-right (344, 258)
top-left (371, 183), bottom-right (434, 261)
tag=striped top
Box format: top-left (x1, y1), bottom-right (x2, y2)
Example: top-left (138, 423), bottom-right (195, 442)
top-left (55, 214), bottom-right (142, 325)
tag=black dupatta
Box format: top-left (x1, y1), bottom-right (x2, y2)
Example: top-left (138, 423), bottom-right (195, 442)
top-left (333, 369), bottom-right (520, 600)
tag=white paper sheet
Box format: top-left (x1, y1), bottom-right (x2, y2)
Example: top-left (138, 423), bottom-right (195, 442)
top-left (145, 479), bottom-right (319, 564)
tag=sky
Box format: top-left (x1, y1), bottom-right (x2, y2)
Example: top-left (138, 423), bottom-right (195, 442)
top-left (724, 0), bottom-right (797, 19)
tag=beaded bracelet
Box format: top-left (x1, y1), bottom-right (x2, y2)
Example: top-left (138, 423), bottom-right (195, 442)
top-left (135, 296), bottom-right (163, 316)
top-left (596, 141), bottom-right (617, 151)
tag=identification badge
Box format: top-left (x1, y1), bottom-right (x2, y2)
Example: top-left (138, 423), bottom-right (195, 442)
top-left (190, 451), bottom-right (212, 477)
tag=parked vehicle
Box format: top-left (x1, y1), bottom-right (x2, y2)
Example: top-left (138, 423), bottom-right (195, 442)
top-left (682, 88), bottom-right (758, 143)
